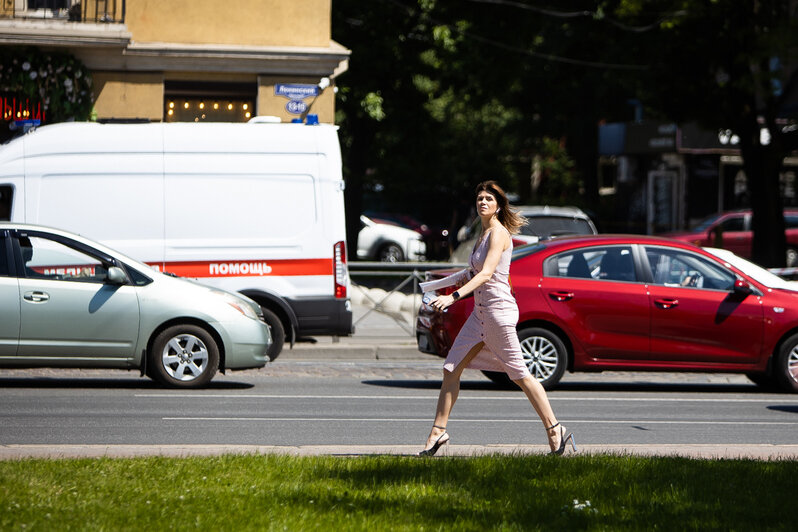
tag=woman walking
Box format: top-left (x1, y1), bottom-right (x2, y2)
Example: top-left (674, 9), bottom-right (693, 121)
top-left (419, 181), bottom-right (575, 456)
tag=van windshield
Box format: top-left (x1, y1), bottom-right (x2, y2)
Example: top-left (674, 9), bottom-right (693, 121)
top-left (0, 185), bottom-right (12, 221)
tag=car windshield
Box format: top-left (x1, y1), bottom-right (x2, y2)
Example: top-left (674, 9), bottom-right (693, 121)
top-left (512, 243), bottom-right (546, 260)
top-left (704, 247), bottom-right (797, 290)
top-left (521, 216), bottom-right (594, 238)
top-left (691, 213), bottom-right (724, 232)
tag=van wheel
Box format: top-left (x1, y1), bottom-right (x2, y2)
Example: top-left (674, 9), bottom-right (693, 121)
top-left (148, 325), bottom-right (218, 388)
top-left (261, 308), bottom-right (285, 361)
top-left (378, 243), bottom-right (404, 263)
top-left (775, 333), bottom-right (798, 393)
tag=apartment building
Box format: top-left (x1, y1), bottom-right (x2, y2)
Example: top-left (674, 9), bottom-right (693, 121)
top-left (0, 0), bottom-right (349, 124)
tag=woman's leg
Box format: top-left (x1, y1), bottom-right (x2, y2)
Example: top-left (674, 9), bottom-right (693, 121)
top-left (513, 375), bottom-right (563, 451)
top-left (422, 341), bottom-right (484, 449)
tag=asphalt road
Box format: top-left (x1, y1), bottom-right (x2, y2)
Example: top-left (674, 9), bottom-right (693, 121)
top-left (2, 303), bottom-right (798, 460)
top-left (2, 360), bottom-right (798, 459)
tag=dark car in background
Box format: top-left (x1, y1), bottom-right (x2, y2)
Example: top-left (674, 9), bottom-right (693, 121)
top-left (450, 205), bottom-right (597, 263)
top-left (416, 234), bottom-right (798, 392)
top-left (666, 209), bottom-right (798, 267)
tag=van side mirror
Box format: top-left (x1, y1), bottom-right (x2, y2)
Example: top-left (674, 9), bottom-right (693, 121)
top-left (733, 279), bottom-right (752, 295)
top-left (106, 266), bottom-right (128, 285)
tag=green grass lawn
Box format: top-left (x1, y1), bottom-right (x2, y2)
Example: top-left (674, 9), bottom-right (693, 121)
top-left (1, 453), bottom-right (794, 531)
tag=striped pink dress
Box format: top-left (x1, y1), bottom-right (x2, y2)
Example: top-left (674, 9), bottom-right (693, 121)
top-left (443, 227), bottom-right (531, 380)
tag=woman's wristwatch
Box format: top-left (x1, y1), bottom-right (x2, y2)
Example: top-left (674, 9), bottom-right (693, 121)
top-left (452, 291), bottom-right (461, 301)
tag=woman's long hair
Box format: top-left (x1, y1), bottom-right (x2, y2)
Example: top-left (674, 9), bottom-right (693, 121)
top-left (475, 180), bottom-right (527, 235)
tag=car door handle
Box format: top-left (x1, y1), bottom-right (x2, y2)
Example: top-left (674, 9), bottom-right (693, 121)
top-left (23, 291), bottom-right (50, 303)
top-left (654, 298), bottom-right (678, 309)
top-left (549, 291), bottom-right (574, 302)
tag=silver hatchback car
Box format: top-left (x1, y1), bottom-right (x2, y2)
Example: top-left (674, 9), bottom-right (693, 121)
top-left (0, 224), bottom-right (271, 388)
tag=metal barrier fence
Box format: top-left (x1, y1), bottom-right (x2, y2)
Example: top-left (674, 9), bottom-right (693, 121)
top-left (348, 261), bottom-right (465, 335)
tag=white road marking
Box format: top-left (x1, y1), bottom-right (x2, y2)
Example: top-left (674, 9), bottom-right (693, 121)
top-left (139, 393), bottom-right (798, 404)
top-left (161, 417), bottom-right (798, 425)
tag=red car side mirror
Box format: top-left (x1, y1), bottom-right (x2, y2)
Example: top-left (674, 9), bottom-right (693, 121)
top-left (733, 279), bottom-right (753, 295)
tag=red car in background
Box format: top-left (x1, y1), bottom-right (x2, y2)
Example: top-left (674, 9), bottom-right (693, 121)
top-left (665, 209), bottom-right (798, 267)
top-left (416, 234), bottom-right (798, 392)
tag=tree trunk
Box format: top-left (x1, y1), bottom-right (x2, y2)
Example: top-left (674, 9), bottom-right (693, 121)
top-left (742, 132), bottom-right (787, 268)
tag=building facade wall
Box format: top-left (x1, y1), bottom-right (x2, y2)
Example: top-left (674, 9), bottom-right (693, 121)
top-left (91, 72), bottom-right (164, 121)
top-left (1, 0), bottom-right (346, 126)
top-left (125, 0), bottom-right (331, 47)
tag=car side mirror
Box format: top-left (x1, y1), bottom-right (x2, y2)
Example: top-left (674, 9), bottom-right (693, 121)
top-left (733, 279), bottom-right (752, 295)
top-left (106, 266), bottom-right (128, 285)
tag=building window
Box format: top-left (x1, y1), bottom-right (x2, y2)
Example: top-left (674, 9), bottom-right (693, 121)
top-left (27, 0), bottom-right (69, 9)
top-left (164, 81), bottom-right (255, 123)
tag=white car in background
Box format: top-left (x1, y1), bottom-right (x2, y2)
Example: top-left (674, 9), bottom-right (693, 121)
top-left (357, 215), bottom-right (426, 262)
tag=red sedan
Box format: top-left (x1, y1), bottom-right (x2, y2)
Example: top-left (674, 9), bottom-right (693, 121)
top-left (665, 209), bottom-right (798, 267)
top-left (416, 235), bottom-right (798, 392)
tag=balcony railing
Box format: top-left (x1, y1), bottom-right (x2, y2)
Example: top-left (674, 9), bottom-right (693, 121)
top-left (1, 0), bottom-right (125, 24)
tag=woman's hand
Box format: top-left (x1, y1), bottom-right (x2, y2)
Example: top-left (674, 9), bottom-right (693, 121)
top-left (431, 294), bottom-right (456, 312)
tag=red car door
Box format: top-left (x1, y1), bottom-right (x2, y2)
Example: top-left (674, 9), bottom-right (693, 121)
top-left (645, 246), bottom-right (764, 365)
top-left (712, 214), bottom-right (750, 257)
top-left (540, 245), bottom-right (650, 362)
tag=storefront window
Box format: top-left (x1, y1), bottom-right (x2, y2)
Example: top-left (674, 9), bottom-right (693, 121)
top-left (164, 81), bottom-right (255, 123)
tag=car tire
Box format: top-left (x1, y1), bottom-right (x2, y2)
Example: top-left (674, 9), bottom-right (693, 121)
top-left (746, 372), bottom-right (780, 390)
top-left (378, 243), bottom-right (404, 263)
top-left (481, 327), bottom-right (568, 390)
top-left (148, 324), bottom-right (219, 388)
top-left (261, 307), bottom-right (285, 362)
top-left (774, 334), bottom-right (798, 393)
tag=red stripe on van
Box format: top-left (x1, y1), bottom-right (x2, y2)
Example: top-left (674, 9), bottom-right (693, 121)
top-left (146, 258), bottom-right (333, 278)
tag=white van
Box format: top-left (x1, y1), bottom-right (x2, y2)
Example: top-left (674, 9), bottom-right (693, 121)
top-left (0, 121), bottom-right (353, 360)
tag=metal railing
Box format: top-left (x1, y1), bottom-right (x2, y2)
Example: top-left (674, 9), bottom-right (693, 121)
top-left (349, 261), bottom-right (465, 336)
top-left (1, 0), bottom-right (125, 23)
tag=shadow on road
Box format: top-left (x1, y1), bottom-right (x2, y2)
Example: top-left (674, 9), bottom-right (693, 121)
top-left (767, 405), bottom-right (798, 414)
top-left (361, 379), bottom-right (503, 391)
top-left (0, 377), bottom-right (254, 390)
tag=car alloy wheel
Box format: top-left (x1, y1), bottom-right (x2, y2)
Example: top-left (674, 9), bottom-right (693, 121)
top-left (162, 333), bottom-right (210, 380)
top-left (518, 327), bottom-right (567, 390)
top-left (480, 327), bottom-right (567, 389)
top-left (149, 324), bottom-right (219, 388)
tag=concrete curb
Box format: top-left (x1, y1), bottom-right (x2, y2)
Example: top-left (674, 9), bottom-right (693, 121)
top-left (2, 444), bottom-right (797, 461)
top-left (288, 344), bottom-right (426, 360)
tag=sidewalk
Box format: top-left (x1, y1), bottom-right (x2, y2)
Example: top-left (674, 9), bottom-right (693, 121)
top-left (3, 444), bottom-right (797, 460)
top-left (289, 301), bottom-right (423, 360)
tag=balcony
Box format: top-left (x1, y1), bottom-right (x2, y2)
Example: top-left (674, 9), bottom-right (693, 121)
top-left (1, 0), bottom-right (125, 24)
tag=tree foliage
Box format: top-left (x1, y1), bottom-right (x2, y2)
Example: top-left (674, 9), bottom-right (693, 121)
top-left (333, 1), bottom-right (798, 265)
top-left (1, 47), bottom-right (93, 142)
top-left (610, 0), bottom-right (798, 266)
